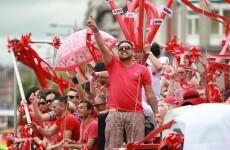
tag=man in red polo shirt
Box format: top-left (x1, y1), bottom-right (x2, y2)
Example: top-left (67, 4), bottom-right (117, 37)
top-left (29, 96), bottom-right (81, 149)
top-left (63, 100), bottom-right (98, 150)
top-left (86, 17), bottom-right (161, 150)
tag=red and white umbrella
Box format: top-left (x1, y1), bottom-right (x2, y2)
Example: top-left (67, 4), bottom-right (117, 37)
top-left (54, 29), bottom-right (118, 71)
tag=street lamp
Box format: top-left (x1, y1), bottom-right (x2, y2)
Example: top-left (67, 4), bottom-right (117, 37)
top-left (46, 32), bottom-right (69, 37)
top-left (50, 23), bottom-right (75, 28)
top-left (49, 21), bottom-right (77, 36)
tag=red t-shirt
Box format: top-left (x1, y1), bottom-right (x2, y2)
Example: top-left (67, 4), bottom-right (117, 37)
top-left (80, 118), bottom-right (98, 150)
top-left (55, 112), bottom-right (81, 142)
top-left (106, 56), bottom-right (151, 113)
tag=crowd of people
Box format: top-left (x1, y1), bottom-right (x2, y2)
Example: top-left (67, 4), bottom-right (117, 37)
top-left (5, 17), bottom-right (230, 150)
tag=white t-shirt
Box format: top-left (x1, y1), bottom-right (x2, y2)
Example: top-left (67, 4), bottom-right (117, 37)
top-left (142, 59), bottom-right (161, 116)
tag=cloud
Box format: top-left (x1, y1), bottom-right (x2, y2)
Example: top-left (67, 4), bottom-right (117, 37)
top-left (0, 0), bottom-right (89, 66)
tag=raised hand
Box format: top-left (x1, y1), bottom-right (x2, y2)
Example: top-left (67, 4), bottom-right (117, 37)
top-left (87, 63), bottom-right (96, 77)
top-left (86, 16), bottom-right (99, 33)
top-left (66, 70), bottom-right (77, 79)
top-left (28, 122), bottom-right (39, 130)
top-left (29, 93), bottom-right (39, 104)
top-left (143, 41), bottom-right (151, 54)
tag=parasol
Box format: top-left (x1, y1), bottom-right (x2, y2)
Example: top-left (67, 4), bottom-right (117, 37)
top-left (54, 29), bottom-right (118, 71)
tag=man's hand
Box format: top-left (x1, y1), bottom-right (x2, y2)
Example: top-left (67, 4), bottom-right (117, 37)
top-left (62, 139), bottom-right (75, 148)
top-left (6, 133), bottom-right (15, 142)
top-left (29, 93), bottom-right (39, 105)
top-left (87, 63), bottom-right (96, 77)
top-left (20, 99), bottom-right (27, 105)
top-left (143, 41), bottom-right (151, 54)
top-left (86, 16), bottom-right (99, 33)
top-left (168, 65), bottom-right (176, 79)
top-left (66, 70), bottom-right (77, 79)
top-left (64, 139), bottom-right (75, 144)
top-left (98, 109), bottom-right (109, 114)
top-left (155, 116), bottom-right (163, 126)
top-left (28, 122), bottom-right (39, 130)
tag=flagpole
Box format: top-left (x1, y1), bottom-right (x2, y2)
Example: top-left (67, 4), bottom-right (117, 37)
top-left (13, 69), bottom-right (17, 136)
top-left (10, 51), bottom-right (32, 125)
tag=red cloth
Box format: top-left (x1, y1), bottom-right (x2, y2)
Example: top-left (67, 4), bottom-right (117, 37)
top-left (55, 112), bottom-right (81, 142)
top-left (164, 96), bottom-right (178, 104)
top-left (106, 56), bottom-right (151, 113)
top-left (80, 118), bottom-right (98, 150)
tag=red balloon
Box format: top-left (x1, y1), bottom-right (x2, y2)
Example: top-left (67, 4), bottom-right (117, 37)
top-left (107, 1), bottom-right (131, 40)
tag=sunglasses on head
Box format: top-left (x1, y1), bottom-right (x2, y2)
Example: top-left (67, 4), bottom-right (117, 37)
top-left (38, 101), bottom-right (47, 106)
top-left (118, 46), bottom-right (131, 51)
top-left (93, 102), bottom-right (106, 108)
top-left (66, 95), bottom-right (77, 99)
top-left (46, 99), bottom-right (53, 104)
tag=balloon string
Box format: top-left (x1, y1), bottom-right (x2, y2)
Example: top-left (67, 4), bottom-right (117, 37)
top-left (130, 0), bottom-right (152, 144)
top-left (130, 52), bottom-right (144, 143)
top-left (130, 23), bottom-right (146, 143)
top-left (201, 2), bottom-right (208, 57)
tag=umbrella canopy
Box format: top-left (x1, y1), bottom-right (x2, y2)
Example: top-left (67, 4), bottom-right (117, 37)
top-left (54, 29), bottom-right (118, 71)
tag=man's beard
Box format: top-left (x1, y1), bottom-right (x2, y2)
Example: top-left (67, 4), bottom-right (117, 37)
top-left (119, 55), bottom-right (132, 60)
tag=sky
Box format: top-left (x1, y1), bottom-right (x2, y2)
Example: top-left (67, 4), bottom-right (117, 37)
top-left (0, 0), bottom-right (89, 67)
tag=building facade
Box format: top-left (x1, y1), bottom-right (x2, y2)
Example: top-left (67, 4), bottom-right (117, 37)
top-left (0, 66), bottom-right (14, 109)
top-left (85, 0), bottom-right (229, 51)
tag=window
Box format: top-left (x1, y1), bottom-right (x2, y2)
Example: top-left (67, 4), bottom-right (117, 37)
top-left (187, 11), bottom-right (199, 35)
top-left (211, 11), bottom-right (219, 34)
top-left (0, 116), bottom-right (6, 122)
top-left (223, 10), bottom-right (230, 34)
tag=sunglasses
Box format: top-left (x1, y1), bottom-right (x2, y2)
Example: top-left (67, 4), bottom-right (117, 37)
top-left (93, 103), bottom-right (106, 108)
top-left (38, 101), bottom-right (47, 106)
top-left (118, 46), bottom-right (131, 51)
top-left (66, 95), bottom-right (77, 99)
top-left (46, 99), bottom-right (53, 104)
top-left (177, 71), bottom-right (185, 75)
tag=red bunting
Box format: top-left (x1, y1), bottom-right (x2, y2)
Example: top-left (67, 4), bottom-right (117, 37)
top-left (7, 34), bottom-right (71, 95)
top-left (166, 36), bottom-right (201, 65)
top-left (51, 37), bottom-right (61, 49)
top-left (161, 132), bottom-right (184, 150)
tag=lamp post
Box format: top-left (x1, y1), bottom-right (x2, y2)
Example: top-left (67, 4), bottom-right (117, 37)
top-left (50, 21), bottom-right (77, 35)
top-left (46, 32), bottom-right (69, 37)
top-left (46, 21), bottom-right (77, 65)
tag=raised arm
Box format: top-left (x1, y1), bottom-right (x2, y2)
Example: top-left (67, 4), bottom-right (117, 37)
top-left (67, 71), bottom-right (88, 101)
top-left (30, 93), bottom-right (53, 122)
top-left (143, 42), bottom-right (163, 71)
top-left (86, 16), bottom-right (112, 65)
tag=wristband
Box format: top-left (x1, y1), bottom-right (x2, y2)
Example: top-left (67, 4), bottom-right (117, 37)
top-left (95, 72), bottom-right (101, 78)
top-left (93, 30), bottom-right (100, 34)
top-left (71, 77), bottom-right (79, 84)
top-left (146, 51), bottom-right (153, 56)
